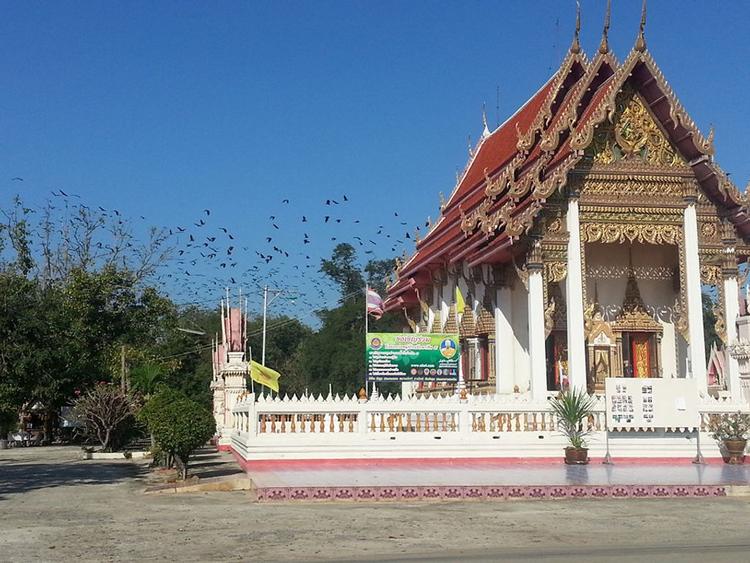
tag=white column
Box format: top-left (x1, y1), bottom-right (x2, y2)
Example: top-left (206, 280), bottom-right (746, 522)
top-left (723, 274), bottom-right (742, 401)
top-left (495, 286), bottom-right (514, 394)
top-left (683, 199), bottom-right (708, 393)
top-left (565, 197), bottom-right (587, 390)
top-left (528, 263), bottom-right (548, 400)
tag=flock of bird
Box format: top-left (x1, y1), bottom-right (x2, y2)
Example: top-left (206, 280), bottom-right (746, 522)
top-left (4, 177), bottom-right (431, 323)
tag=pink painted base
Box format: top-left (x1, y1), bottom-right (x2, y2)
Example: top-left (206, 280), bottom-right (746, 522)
top-left (237, 456), bottom-right (725, 470)
top-left (255, 484), bottom-right (728, 503)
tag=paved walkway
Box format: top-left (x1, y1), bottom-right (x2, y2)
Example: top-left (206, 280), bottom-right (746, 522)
top-left (243, 457), bottom-right (750, 502)
top-left (248, 458), bottom-right (750, 487)
top-left (3, 446), bottom-right (750, 561)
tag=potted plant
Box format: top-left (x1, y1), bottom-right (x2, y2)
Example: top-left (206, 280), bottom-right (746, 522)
top-left (549, 387), bottom-right (597, 465)
top-left (708, 411), bottom-right (750, 464)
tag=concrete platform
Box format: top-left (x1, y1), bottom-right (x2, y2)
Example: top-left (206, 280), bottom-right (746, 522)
top-left (233, 455), bottom-right (750, 502)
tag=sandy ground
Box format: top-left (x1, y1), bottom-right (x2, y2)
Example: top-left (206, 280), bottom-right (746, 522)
top-left (1, 446), bottom-right (749, 562)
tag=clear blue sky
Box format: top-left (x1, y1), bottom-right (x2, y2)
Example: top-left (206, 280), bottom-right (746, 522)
top-left (1, 1), bottom-right (748, 321)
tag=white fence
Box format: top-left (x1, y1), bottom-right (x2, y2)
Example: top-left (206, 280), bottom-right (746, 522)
top-left (229, 391), bottom-right (748, 461)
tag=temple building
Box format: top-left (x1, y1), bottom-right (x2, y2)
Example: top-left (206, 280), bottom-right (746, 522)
top-left (383, 5), bottom-right (750, 402)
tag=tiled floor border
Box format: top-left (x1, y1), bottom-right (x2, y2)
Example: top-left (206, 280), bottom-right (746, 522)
top-left (255, 484), bottom-right (728, 502)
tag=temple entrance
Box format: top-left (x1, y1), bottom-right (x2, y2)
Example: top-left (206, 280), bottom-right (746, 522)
top-left (622, 332), bottom-right (658, 378)
top-left (583, 242), bottom-right (675, 391)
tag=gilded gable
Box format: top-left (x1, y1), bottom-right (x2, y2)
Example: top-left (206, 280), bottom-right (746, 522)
top-left (586, 84), bottom-right (686, 167)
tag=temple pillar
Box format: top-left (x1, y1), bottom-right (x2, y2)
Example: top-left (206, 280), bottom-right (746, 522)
top-left (720, 224), bottom-right (742, 401)
top-left (682, 195), bottom-right (708, 393)
top-left (565, 195), bottom-right (587, 390)
top-left (495, 285), bottom-right (514, 393)
top-left (528, 241), bottom-right (548, 400)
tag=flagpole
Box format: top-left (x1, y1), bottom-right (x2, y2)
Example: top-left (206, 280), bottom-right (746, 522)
top-left (364, 285), bottom-right (369, 335)
top-left (364, 285), bottom-right (369, 394)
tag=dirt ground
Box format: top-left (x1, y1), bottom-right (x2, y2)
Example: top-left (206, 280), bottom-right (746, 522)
top-left (1, 446), bottom-right (749, 562)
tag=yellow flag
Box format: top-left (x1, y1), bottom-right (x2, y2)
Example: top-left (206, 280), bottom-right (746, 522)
top-left (455, 285), bottom-right (465, 312)
top-left (249, 360), bottom-right (281, 392)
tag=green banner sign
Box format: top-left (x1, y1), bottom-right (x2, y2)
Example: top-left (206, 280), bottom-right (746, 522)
top-left (366, 333), bottom-right (460, 382)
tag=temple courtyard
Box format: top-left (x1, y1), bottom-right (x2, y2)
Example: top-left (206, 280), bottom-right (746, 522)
top-left (1, 447), bottom-right (749, 562)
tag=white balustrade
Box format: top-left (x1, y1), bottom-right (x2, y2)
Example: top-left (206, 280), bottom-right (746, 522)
top-left (228, 391), bottom-right (749, 460)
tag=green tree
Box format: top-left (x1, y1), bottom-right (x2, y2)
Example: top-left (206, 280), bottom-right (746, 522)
top-left (320, 243), bottom-right (364, 299)
top-left (139, 388), bottom-right (215, 479)
top-left (285, 243), bottom-right (401, 397)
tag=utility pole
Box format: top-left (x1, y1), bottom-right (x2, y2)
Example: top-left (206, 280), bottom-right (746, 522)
top-left (120, 344), bottom-right (127, 393)
top-left (261, 286), bottom-right (286, 366)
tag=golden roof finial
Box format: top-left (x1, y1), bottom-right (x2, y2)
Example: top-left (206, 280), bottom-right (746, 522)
top-left (635, 0), bottom-right (647, 52)
top-left (598, 0), bottom-right (611, 54)
top-left (570, 0), bottom-right (582, 54)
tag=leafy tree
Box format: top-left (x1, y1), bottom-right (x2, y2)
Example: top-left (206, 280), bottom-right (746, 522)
top-left (320, 243), bottom-right (364, 299)
top-left (73, 383), bottom-right (137, 452)
top-left (129, 363), bottom-right (164, 398)
top-left (139, 388), bottom-right (215, 479)
top-left (285, 243), bottom-right (401, 397)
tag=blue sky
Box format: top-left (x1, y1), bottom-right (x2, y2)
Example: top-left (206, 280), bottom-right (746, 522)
top-left (1, 1), bottom-right (748, 321)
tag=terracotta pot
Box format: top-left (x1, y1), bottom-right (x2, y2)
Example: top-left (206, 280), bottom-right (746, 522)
top-left (564, 447), bottom-right (589, 465)
top-left (723, 439), bottom-right (747, 465)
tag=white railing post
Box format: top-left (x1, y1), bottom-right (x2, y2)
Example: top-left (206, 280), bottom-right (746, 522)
top-left (358, 400), bottom-right (368, 435)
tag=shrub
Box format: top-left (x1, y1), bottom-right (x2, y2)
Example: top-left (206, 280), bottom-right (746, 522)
top-left (139, 388), bottom-right (215, 479)
top-left (708, 412), bottom-right (750, 442)
top-left (73, 383), bottom-right (136, 452)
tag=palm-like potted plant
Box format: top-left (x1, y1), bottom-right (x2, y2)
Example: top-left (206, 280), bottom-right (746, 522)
top-left (549, 387), bottom-right (597, 465)
top-left (708, 412), bottom-right (750, 464)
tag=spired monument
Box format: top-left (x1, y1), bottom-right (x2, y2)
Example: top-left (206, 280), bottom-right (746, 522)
top-left (383, 3), bottom-right (749, 404)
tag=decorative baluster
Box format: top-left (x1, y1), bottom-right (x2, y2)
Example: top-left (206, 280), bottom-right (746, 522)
top-left (387, 414), bottom-right (394, 432)
top-left (319, 415), bottom-right (325, 433)
top-left (280, 414), bottom-right (286, 433)
top-left (379, 413), bottom-right (385, 432)
top-left (514, 413), bottom-right (521, 432)
top-left (290, 414), bottom-right (296, 433)
top-left (441, 413), bottom-right (447, 432)
top-left (329, 413), bottom-right (335, 433)
top-left (471, 413), bottom-right (477, 432)
top-left (398, 413), bottom-right (404, 432)
top-left (270, 415), bottom-right (277, 433)
top-left (450, 413), bottom-right (457, 432)
top-left (416, 413), bottom-right (421, 432)
top-left (349, 415), bottom-right (355, 433)
top-left (433, 412), bottom-right (439, 431)
top-left (309, 414), bottom-right (315, 433)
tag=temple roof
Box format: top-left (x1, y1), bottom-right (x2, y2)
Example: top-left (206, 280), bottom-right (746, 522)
top-left (385, 31), bottom-right (749, 312)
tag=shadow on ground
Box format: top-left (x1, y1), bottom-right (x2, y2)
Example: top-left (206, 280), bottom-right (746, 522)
top-left (186, 447), bottom-right (244, 480)
top-left (0, 456), bottom-right (145, 500)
